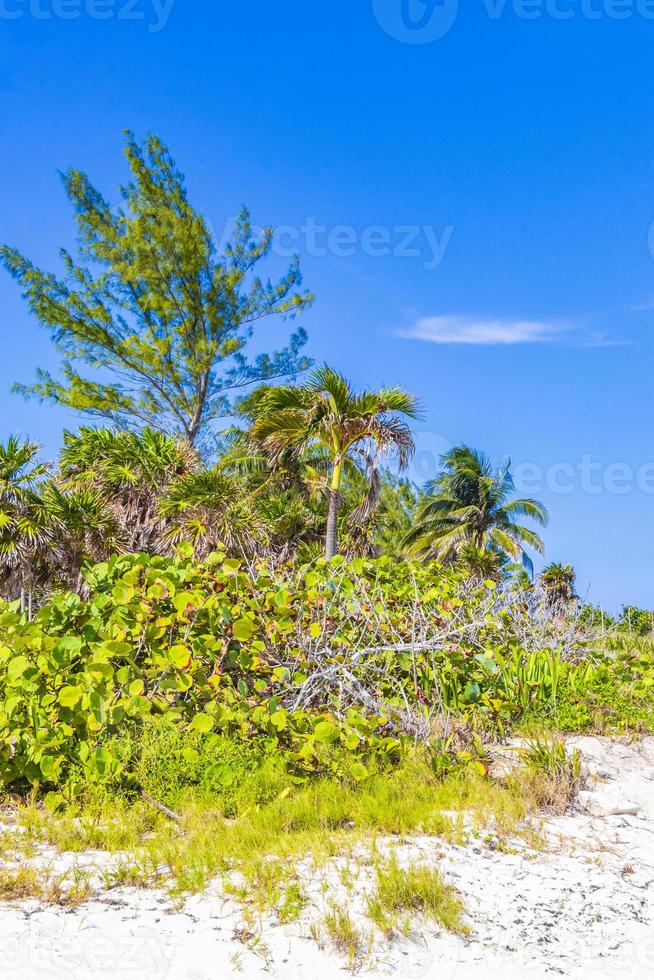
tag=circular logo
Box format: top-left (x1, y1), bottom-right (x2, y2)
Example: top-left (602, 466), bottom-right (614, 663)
top-left (372, 0), bottom-right (459, 44)
top-left (647, 219), bottom-right (654, 262)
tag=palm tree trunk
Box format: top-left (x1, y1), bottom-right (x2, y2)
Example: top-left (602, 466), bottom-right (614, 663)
top-left (325, 459), bottom-right (342, 560)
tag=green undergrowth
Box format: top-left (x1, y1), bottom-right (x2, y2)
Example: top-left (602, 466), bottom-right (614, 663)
top-left (367, 854), bottom-right (469, 937)
top-left (521, 637), bottom-right (654, 736)
top-left (0, 724), bottom-right (587, 967)
top-left (3, 740), bottom-right (540, 899)
top-left (523, 684), bottom-right (654, 735)
top-left (0, 551), bottom-right (653, 804)
top-left (0, 551), bottom-right (652, 965)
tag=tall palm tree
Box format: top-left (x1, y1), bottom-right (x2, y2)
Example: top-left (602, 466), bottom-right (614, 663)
top-left (251, 366), bottom-right (420, 559)
top-left (403, 445), bottom-right (548, 573)
top-left (540, 562), bottom-right (577, 607)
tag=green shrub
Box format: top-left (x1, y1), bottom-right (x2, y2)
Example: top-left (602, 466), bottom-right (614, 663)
top-left (130, 720), bottom-right (288, 813)
top-left (0, 550), bottom-right (652, 801)
top-left (0, 551), bottom-right (507, 796)
top-left (618, 605), bottom-right (654, 636)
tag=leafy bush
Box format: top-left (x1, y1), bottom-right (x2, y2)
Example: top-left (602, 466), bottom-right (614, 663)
top-left (0, 549), bottom-right (651, 801)
top-left (0, 551), bottom-right (505, 796)
top-left (578, 603), bottom-right (616, 631)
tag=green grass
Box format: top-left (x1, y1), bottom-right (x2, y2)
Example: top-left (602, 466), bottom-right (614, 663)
top-left (1, 749), bottom-right (541, 912)
top-left (510, 736), bottom-right (583, 814)
top-left (522, 678), bottom-right (654, 736)
top-left (0, 723), bottom-right (593, 969)
top-left (368, 854), bottom-right (469, 936)
top-left (323, 903), bottom-right (371, 970)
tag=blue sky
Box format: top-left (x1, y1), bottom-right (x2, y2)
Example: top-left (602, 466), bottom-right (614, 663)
top-left (1, 0), bottom-right (654, 610)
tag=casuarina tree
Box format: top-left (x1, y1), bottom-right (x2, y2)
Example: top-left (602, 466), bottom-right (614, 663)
top-left (1, 133), bottom-right (314, 454)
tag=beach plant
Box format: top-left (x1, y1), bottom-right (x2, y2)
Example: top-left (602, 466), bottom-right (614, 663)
top-left (250, 366), bottom-right (419, 558)
top-left (403, 445), bottom-right (548, 573)
top-left (517, 736), bottom-right (582, 812)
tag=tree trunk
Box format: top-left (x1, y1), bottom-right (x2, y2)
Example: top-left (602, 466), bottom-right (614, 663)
top-left (325, 458), bottom-right (343, 559)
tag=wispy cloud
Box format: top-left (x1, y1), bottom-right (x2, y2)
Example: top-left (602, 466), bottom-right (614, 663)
top-left (397, 315), bottom-right (564, 345)
top-left (395, 313), bottom-right (625, 347)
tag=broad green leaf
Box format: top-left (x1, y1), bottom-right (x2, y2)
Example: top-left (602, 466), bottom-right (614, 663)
top-left (58, 686), bottom-right (82, 709)
top-left (190, 713), bottom-right (213, 733)
top-left (232, 617), bottom-right (254, 642)
top-left (7, 656), bottom-right (31, 682)
top-left (173, 592), bottom-right (197, 614)
top-left (112, 583), bottom-right (134, 605)
top-left (270, 709), bottom-right (287, 731)
top-left (313, 721), bottom-right (340, 744)
top-left (169, 645), bottom-right (192, 669)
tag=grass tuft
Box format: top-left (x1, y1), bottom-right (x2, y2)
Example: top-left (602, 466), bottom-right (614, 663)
top-left (369, 854), bottom-right (469, 936)
top-left (323, 902), bottom-right (370, 970)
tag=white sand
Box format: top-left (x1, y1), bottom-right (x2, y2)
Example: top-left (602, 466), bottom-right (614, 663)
top-left (1, 736), bottom-right (653, 980)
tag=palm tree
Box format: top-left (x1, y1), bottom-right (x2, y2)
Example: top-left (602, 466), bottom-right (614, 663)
top-left (403, 445), bottom-right (548, 573)
top-left (38, 483), bottom-right (119, 592)
top-left (0, 437), bottom-right (50, 601)
top-left (510, 568), bottom-right (534, 592)
top-left (540, 562), bottom-right (577, 607)
top-left (158, 469), bottom-right (269, 558)
top-left (59, 427), bottom-right (197, 551)
top-left (0, 436), bottom-right (119, 603)
top-left (454, 543), bottom-right (508, 583)
top-left (251, 366), bottom-right (420, 559)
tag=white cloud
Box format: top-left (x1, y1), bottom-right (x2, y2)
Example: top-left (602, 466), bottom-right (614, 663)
top-left (397, 315), bottom-right (562, 345)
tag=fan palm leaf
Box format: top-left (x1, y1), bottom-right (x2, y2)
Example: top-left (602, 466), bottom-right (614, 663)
top-left (404, 444), bottom-right (548, 573)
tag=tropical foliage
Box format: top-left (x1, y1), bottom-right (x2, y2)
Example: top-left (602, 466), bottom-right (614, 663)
top-left (403, 445), bottom-right (548, 573)
top-left (250, 366), bottom-right (420, 558)
top-left (0, 132), bottom-right (649, 820)
top-left (0, 550), bottom-right (651, 803)
top-left (540, 563), bottom-right (578, 608)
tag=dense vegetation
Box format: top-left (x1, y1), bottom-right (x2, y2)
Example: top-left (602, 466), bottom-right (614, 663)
top-left (0, 134), bottom-right (651, 830)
